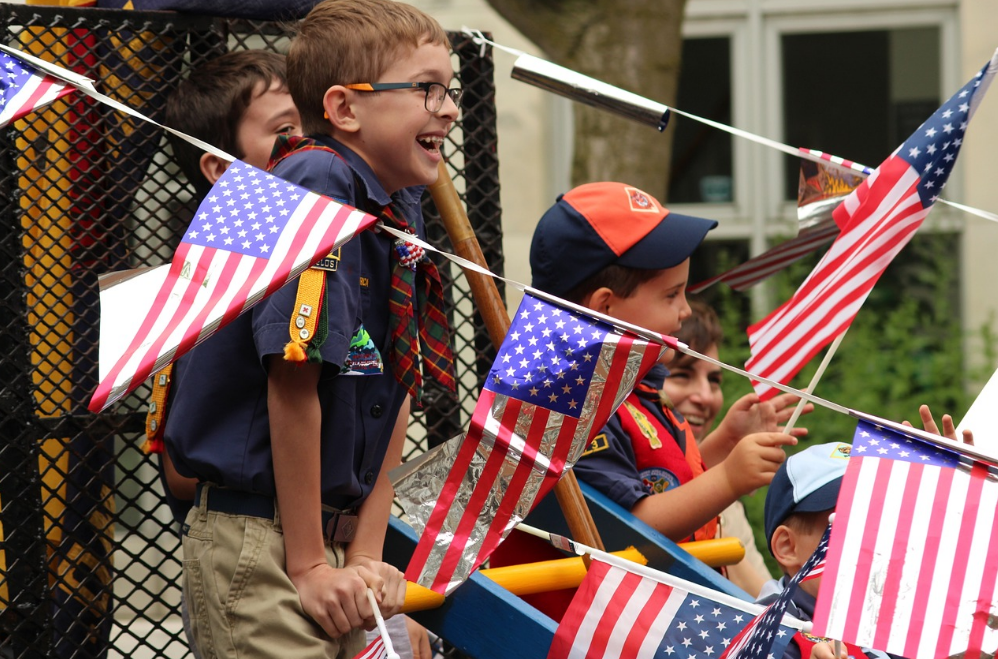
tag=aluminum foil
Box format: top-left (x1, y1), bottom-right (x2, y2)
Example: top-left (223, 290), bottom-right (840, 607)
top-left (797, 158), bottom-right (865, 229)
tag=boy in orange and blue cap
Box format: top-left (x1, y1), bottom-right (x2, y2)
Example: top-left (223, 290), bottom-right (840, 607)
top-left (529, 181), bottom-right (801, 544)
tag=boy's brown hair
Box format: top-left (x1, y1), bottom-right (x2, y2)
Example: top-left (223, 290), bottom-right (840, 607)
top-left (288, 0), bottom-right (449, 135)
top-left (166, 50), bottom-right (288, 197)
top-left (564, 264), bottom-right (662, 305)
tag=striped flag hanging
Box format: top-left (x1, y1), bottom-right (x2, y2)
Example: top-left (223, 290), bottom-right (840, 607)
top-left (812, 420), bottom-right (998, 659)
top-left (744, 49), bottom-right (998, 399)
top-left (549, 556), bottom-right (803, 659)
top-left (0, 49), bottom-right (75, 128)
top-left (688, 223), bottom-right (839, 294)
top-left (89, 160), bottom-right (377, 411)
top-left (401, 291), bottom-right (664, 595)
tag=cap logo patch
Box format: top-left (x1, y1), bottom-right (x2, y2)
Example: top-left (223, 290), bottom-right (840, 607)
top-left (625, 187), bottom-right (660, 213)
top-left (829, 443), bottom-right (851, 459)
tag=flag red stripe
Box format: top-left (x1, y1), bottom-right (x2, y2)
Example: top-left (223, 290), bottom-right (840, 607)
top-left (841, 457), bottom-right (892, 643)
top-left (587, 570), bottom-right (642, 659)
top-left (472, 407), bottom-right (573, 568)
top-left (871, 461), bottom-right (923, 651)
top-left (933, 463), bottom-right (987, 659)
top-left (550, 561), bottom-right (609, 659)
top-left (749, 159), bottom-right (918, 344)
top-left (749, 180), bottom-right (920, 346)
top-left (689, 225), bottom-right (838, 294)
top-left (88, 242), bottom-right (197, 411)
top-left (620, 581), bottom-right (672, 659)
top-left (8, 76), bottom-right (59, 125)
top-left (965, 474), bottom-right (998, 659)
top-left (129, 249), bottom-right (246, 388)
top-left (748, 196), bottom-right (925, 397)
top-left (430, 398), bottom-right (524, 592)
top-left (812, 455), bottom-right (863, 629)
top-left (902, 465), bottom-right (954, 659)
top-left (405, 389), bottom-right (497, 583)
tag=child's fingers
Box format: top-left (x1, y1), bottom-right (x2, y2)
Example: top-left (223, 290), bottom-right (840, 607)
top-left (963, 428), bottom-right (975, 446)
top-left (918, 404), bottom-right (940, 435)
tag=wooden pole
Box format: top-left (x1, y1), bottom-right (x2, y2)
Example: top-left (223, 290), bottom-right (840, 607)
top-left (427, 160), bottom-right (606, 552)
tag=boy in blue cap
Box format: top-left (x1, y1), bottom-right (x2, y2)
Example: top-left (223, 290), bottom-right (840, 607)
top-left (529, 181), bottom-right (801, 544)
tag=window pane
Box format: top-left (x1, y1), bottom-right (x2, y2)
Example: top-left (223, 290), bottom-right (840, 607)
top-left (667, 37), bottom-right (733, 204)
top-left (782, 27), bottom-right (940, 199)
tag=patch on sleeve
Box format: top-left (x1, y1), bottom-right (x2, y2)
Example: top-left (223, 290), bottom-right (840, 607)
top-left (342, 324), bottom-right (383, 375)
top-left (640, 467), bottom-right (681, 494)
top-left (311, 247), bottom-right (341, 272)
top-left (581, 433), bottom-right (609, 457)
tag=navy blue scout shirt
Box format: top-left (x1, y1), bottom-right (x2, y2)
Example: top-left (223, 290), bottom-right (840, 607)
top-left (164, 135), bottom-right (415, 511)
top-left (572, 364), bottom-right (691, 511)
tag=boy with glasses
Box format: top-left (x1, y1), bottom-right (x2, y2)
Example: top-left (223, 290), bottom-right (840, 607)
top-left (168, 1), bottom-right (459, 657)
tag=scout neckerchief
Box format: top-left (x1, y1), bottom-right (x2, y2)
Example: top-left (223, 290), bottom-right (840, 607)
top-left (267, 135), bottom-right (456, 404)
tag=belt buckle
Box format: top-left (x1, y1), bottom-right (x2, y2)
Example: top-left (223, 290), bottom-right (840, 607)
top-left (324, 512), bottom-right (357, 543)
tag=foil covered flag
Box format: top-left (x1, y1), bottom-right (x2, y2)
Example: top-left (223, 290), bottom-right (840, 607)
top-left (89, 160), bottom-right (377, 411)
top-left (395, 290), bottom-right (665, 595)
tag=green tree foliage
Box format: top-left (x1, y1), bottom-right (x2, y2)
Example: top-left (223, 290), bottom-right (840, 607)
top-left (697, 230), bottom-right (994, 575)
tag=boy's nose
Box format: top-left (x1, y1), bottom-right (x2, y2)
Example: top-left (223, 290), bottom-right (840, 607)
top-left (438, 92), bottom-right (459, 120)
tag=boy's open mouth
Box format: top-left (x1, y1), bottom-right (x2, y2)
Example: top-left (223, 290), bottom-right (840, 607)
top-left (417, 135), bottom-right (443, 154)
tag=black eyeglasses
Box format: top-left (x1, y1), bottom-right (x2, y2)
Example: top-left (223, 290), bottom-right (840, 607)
top-left (345, 82), bottom-right (462, 113)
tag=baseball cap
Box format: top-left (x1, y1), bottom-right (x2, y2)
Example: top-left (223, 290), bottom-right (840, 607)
top-left (764, 442), bottom-right (852, 548)
top-left (530, 182), bottom-right (718, 298)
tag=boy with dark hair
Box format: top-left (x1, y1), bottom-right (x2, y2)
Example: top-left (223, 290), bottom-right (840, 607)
top-left (164, 1), bottom-right (458, 657)
top-left (529, 182), bottom-right (798, 544)
top-left (166, 49), bottom-right (299, 197)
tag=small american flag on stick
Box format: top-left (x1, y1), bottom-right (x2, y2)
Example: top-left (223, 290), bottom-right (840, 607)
top-left (89, 160), bottom-right (376, 411)
top-left (813, 419), bottom-right (998, 659)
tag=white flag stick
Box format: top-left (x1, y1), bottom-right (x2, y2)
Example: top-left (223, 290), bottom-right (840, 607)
top-left (783, 331), bottom-right (847, 434)
top-left (365, 588), bottom-right (400, 659)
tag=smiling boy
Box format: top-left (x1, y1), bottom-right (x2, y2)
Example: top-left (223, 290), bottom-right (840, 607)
top-left (166, 2), bottom-right (458, 657)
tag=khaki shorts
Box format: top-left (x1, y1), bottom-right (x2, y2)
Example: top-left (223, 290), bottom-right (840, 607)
top-left (182, 485), bottom-right (364, 659)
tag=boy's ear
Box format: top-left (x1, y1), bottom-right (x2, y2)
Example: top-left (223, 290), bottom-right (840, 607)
top-left (770, 524), bottom-right (800, 573)
top-left (322, 85), bottom-right (360, 134)
top-left (199, 152), bottom-right (230, 186)
top-left (583, 287), bottom-right (615, 315)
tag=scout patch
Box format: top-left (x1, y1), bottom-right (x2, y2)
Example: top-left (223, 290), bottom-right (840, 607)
top-left (581, 432), bottom-right (609, 457)
top-left (622, 400), bottom-right (662, 449)
top-left (311, 247), bottom-right (340, 272)
top-left (640, 466), bottom-right (681, 494)
top-left (342, 325), bottom-right (384, 375)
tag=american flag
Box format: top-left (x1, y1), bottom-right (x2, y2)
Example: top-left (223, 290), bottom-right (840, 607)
top-left (403, 291), bottom-right (663, 594)
top-left (89, 160), bottom-right (377, 411)
top-left (353, 637), bottom-right (388, 659)
top-left (0, 49), bottom-right (75, 128)
top-left (812, 420), bottom-right (998, 659)
top-left (722, 526), bottom-right (829, 659)
top-left (688, 223), bottom-right (839, 294)
top-left (549, 557), bottom-right (801, 659)
top-left (745, 50), bottom-right (998, 399)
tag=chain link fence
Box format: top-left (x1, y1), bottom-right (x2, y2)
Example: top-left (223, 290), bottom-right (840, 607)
top-left (0, 6), bottom-right (503, 658)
